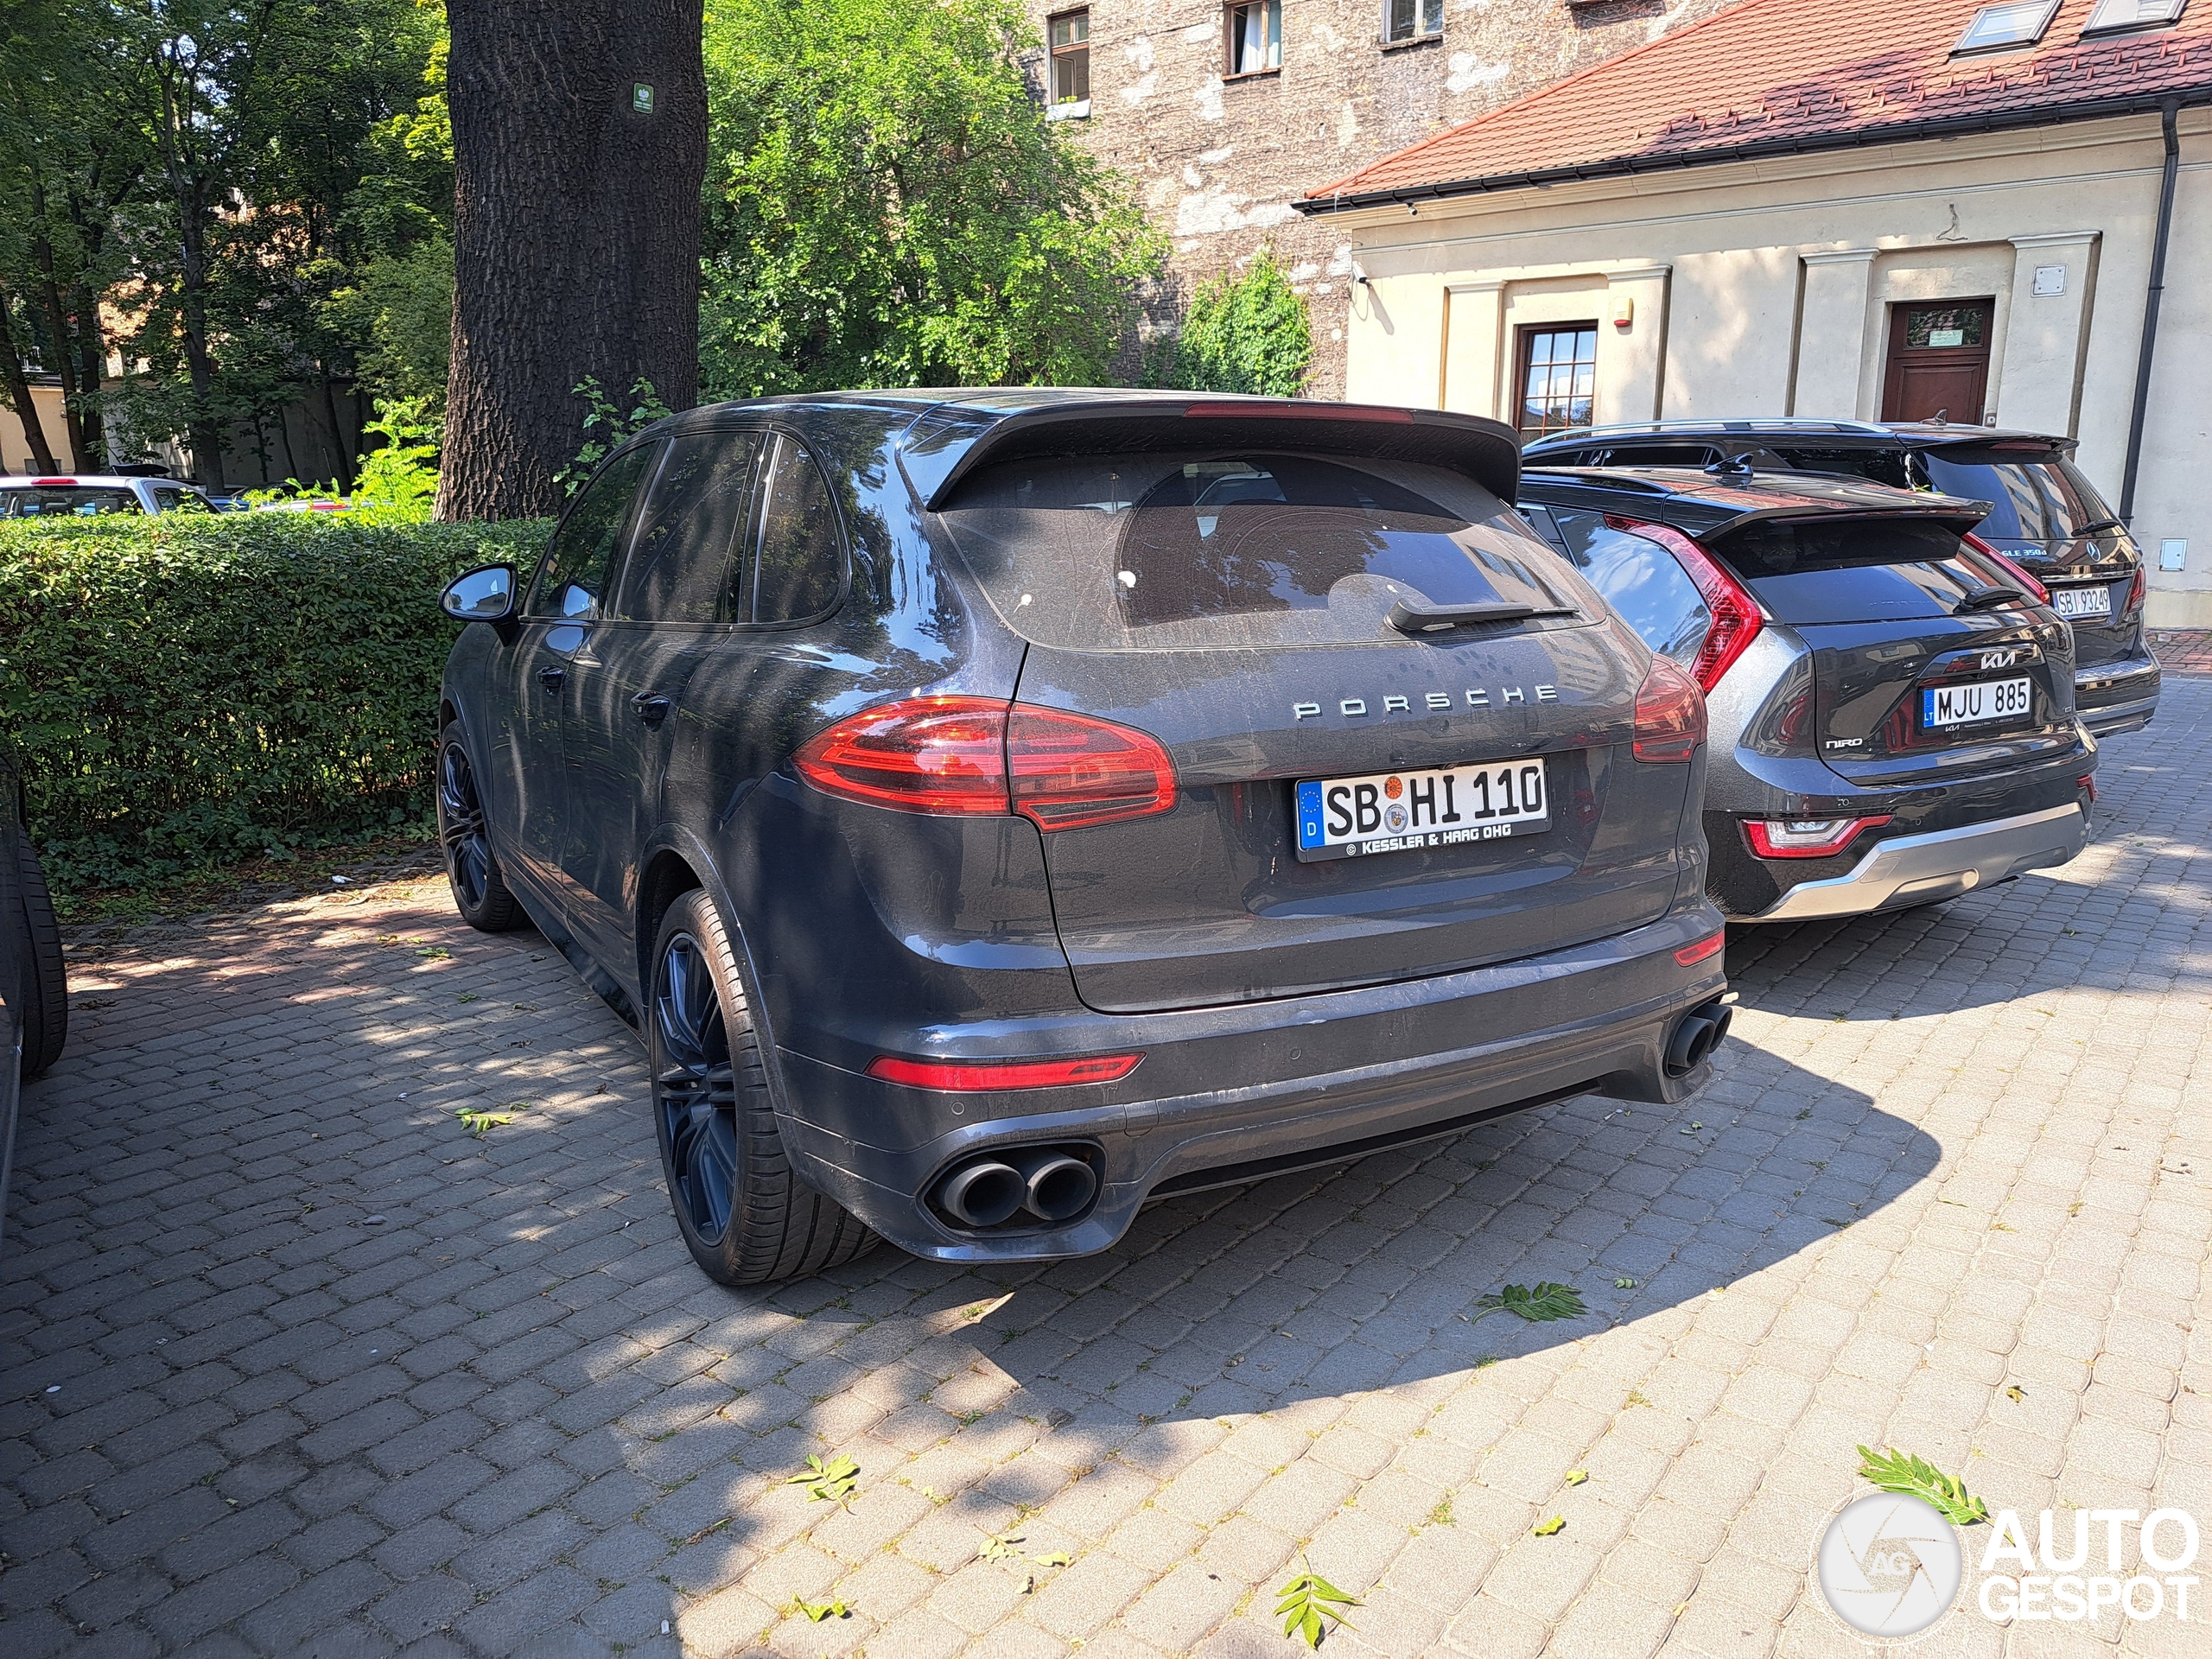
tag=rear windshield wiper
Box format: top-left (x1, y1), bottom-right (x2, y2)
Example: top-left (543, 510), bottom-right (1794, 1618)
top-left (1389, 598), bottom-right (1577, 636)
top-left (2071, 517), bottom-right (2125, 537)
top-left (1954, 584), bottom-right (2030, 613)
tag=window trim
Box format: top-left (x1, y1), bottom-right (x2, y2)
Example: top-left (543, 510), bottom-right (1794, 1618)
top-left (1381, 0), bottom-right (1444, 46)
top-left (524, 439), bottom-right (662, 621)
top-left (1950, 0), bottom-right (2062, 55)
top-left (1513, 322), bottom-right (1601, 440)
top-left (2080, 0), bottom-right (2189, 35)
top-left (738, 429), bottom-right (853, 632)
top-left (1046, 7), bottom-right (1091, 108)
top-left (1223, 0), bottom-right (1283, 79)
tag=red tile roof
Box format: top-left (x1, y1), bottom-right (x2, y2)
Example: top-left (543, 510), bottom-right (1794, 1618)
top-left (1300, 0), bottom-right (2212, 209)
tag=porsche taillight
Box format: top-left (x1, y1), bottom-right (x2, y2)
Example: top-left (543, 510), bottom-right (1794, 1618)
top-left (1631, 653), bottom-right (1707, 764)
top-left (793, 697), bottom-right (1177, 830)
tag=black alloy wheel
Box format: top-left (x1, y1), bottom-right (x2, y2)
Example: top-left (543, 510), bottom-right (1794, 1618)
top-left (646, 890), bottom-right (874, 1285)
top-left (436, 722), bottom-right (523, 931)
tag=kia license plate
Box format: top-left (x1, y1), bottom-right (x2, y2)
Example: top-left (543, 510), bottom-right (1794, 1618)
top-left (1294, 760), bottom-right (1549, 862)
top-left (1922, 676), bottom-right (2033, 730)
top-left (2050, 584), bottom-right (2111, 620)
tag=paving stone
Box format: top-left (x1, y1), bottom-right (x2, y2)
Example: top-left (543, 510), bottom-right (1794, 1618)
top-left (6, 691), bottom-right (2209, 1655)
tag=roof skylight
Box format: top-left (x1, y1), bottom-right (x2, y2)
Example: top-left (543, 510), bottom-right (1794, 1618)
top-left (1953, 0), bottom-right (2063, 52)
top-left (2082, 0), bottom-right (2190, 33)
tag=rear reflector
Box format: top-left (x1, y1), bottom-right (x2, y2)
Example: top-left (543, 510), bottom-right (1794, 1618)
top-left (1674, 931), bottom-right (1726, 967)
top-left (1961, 531), bottom-right (2050, 604)
top-left (1743, 815), bottom-right (1891, 859)
top-left (2123, 568), bottom-right (2146, 616)
top-left (2078, 773), bottom-right (2096, 801)
top-left (794, 696), bottom-right (1176, 830)
top-left (1630, 654), bottom-right (1706, 763)
top-left (866, 1053), bottom-right (1143, 1090)
top-left (1182, 402), bottom-right (1414, 423)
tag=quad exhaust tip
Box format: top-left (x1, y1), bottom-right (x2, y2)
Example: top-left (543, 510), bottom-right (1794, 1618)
top-left (934, 1145), bottom-right (1101, 1231)
top-left (1666, 999), bottom-right (1732, 1077)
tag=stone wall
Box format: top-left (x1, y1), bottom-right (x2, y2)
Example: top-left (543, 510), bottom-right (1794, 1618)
top-left (1022, 0), bottom-right (1740, 397)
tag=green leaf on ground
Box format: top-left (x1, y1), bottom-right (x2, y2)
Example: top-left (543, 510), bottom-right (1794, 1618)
top-left (1275, 1563), bottom-right (1359, 1649)
top-left (1855, 1445), bottom-right (1989, 1525)
top-left (454, 1103), bottom-right (524, 1136)
top-left (785, 1452), bottom-right (859, 1505)
top-left (1471, 1282), bottom-right (1586, 1325)
top-left (792, 1598), bottom-right (848, 1622)
top-left (1533, 1514), bottom-right (1566, 1535)
top-left (1564, 1470), bottom-right (1587, 1486)
top-left (979, 1529), bottom-right (1024, 1561)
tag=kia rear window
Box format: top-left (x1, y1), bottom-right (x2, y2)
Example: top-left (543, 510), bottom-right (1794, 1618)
top-left (938, 453), bottom-right (1586, 650)
top-left (1919, 453), bottom-right (2111, 542)
top-left (1, 486), bottom-right (141, 517)
top-left (1711, 517), bottom-right (1986, 624)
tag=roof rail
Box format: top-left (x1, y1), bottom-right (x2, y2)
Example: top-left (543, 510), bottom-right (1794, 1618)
top-left (1529, 417), bottom-right (1897, 442)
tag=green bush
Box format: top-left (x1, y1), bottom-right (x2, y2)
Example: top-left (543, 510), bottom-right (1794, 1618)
top-left (1165, 251), bottom-right (1315, 397)
top-left (0, 511), bottom-right (550, 892)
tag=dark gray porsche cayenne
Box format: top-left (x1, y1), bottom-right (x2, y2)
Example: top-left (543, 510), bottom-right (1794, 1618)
top-left (435, 391), bottom-right (1729, 1284)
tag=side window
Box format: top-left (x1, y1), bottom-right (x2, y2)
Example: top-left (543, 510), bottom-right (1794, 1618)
top-left (529, 443), bottom-right (658, 620)
top-left (1549, 508), bottom-right (1712, 667)
top-left (1516, 503), bottom-right (1571, 556)
top-left (748, 435), bottom-right (846, 624)
top-left (617, 431), bottom-right (763, 623)
top-left (151, 486), bottom-right (182, 512)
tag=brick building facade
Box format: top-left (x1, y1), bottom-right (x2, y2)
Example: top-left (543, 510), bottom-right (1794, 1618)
top-left (1022, 0), bottom-right (1739, 396)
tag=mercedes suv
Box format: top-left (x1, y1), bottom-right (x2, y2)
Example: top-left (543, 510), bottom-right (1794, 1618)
top-left (435, 391), bottom-right (1728, 1284)
top-left (1522, 421), bottom-right (2159, 736)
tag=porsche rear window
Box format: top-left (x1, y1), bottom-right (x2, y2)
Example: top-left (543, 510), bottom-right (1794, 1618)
top-left (938, 452), bottom-right (1586, 650)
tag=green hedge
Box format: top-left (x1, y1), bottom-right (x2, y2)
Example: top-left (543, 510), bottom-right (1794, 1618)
top-left (0, 512), bottom-right (550, 891)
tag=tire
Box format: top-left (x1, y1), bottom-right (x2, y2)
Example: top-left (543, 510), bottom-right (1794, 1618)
top-left (436, 721), bottom-right (525, 932)
top-left (648, 890), bottom-right (876, 1286)
top-left (6, 818), bottom-right (67, 1078)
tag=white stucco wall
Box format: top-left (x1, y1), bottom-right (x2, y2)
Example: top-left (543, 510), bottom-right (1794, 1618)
top-left (1327, 110), bottom-right (2212, 627)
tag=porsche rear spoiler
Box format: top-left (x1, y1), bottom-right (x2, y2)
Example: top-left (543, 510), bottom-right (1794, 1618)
top-left (897, 394), bottom-right (1523, 509)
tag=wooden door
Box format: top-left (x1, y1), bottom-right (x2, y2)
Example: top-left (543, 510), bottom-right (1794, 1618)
top-left (1881, 299), bottom-right (1993, 423)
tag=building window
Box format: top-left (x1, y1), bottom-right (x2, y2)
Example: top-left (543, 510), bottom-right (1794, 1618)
top-left (1383, 0), bottom-right (1443, 44)
top-left (1516, 324), bottom-right (1599, 436)
top-left (1049, 10), bottom-right (1090, 109)
top-left (1952, 0), bottom-right (2060, 54)
top-left (2082, 0), bottom-right (2189, 35)
top-left (1225, 0), bottom-right (1282, 75)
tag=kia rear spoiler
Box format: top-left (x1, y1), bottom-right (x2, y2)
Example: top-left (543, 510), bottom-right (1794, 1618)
top-left (898, 393), bottom-right (1522, 510)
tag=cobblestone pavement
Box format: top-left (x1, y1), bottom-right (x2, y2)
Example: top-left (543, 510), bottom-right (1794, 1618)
top-left (2148, 630), bottom-right (2212, 676)
top-left (5, 683), bottom-right (2209, 1659)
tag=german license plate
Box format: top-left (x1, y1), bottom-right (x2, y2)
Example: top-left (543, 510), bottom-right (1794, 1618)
top-left (1922, 676), bottom-right (2033, 730)
top-left (2050, 584), bottom-right (2112, 620)
top-left (1294, 760), bottom-right (1549, 861)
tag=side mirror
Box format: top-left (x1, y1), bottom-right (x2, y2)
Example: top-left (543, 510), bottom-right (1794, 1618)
top-left (442, 564), bottom-right (517, 626)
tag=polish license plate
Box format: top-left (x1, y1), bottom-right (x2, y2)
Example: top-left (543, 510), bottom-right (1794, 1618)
top-left (1922, 676), bottom-right (2033, 730)
top-left (1294, 760), bottom-right (1549, 861)
top-left (2050, 584), bottom-right (2112, 620)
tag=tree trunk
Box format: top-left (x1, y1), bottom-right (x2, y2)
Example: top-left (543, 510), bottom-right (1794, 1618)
top-left (72, 277), bottom-right (110, 472)
top-left (440, 0), bottom-right (707, 521)
top-left (0, 287), bottom-right (62, 474)
top-left (155, 47), bottom-right (228, 491)
top-left (32, 243), bottom-right (91, 474)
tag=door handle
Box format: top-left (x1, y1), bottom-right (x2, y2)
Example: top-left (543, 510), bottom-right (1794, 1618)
top-left (537, 664), bottom-right (567, 692)
top-left (632, 693), bottom-right (672, 726)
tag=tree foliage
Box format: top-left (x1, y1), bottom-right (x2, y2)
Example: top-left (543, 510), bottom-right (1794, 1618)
top-left (697, 0), bottom-right (1166, 397)
top-left (1161, 251), bottom-right (1314, 397)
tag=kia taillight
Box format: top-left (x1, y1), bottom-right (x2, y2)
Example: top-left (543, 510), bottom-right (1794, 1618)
top-left (1961, 532), bottom-right (2050, 604)
top-left (1743, 816), bottom-right (1891, 859)
top-left (1605, 516), bottom-right (1763, 692)
top-left (793, 697), bottom-right (1177, 830)
top-left (1631, 654), bottom-right (1706, 763)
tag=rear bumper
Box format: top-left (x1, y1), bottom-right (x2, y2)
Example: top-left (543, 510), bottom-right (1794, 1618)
top-left (1746, 802), bottom-right (2087, 922)
top-left (2075, 654), bottom-right (2161, 737)
top-left (772, 905), bottom-right (1726, 1261)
